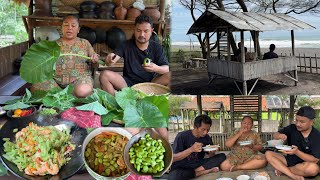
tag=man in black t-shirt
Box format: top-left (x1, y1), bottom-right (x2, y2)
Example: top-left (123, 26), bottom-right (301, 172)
top-left (263, 44), bottom-right (278, 60)
top-left (100, 15), bottom-right (170, 96)
top-left (266, 106), bottom-right (320, 180)
top-left (168, 115), bottom-right (226, 180)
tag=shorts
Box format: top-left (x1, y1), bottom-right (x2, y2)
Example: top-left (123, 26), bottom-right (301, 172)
top-left (32, 76), bottom-right (93, 91)
top-left (172, 153), bottom-right (226, 170)
top-left (285, 156), bottom-right (304, 167)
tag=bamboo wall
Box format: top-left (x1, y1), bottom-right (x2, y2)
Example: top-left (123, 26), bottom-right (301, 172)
top-left (0, 42), bottom-right (29, 79)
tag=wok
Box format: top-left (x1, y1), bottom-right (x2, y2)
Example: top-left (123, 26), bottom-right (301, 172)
top-left (0, 114), bottom-right (88, 180)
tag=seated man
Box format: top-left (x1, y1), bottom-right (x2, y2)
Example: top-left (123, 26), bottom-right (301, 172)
top-left (265, 106), bottom-right (320, 180)
top-left (169, 115), bottom-right (226, 180)
top-left (263, 44), bottom-right (278, 60)
top-left (100, 15), bottom-right (170, 96)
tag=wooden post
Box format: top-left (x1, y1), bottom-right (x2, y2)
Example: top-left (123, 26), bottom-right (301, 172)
top-left (299, 53), bottom-right (301, 71)
top-left (28, 1), bottom-right (34, 46)
top-left (197, 95), bottom-right (202, 115)
top-left (254, 31), bottom-right (258, 60)
top-left (227, 28), bottom-right (231, 61)
top-left (291, 30), bottom-right (295, 56)
top-left (217, 29), bottom-right (220, 59)
top-left (258, 95), bottom-right (262, 132)
top-left (289, 95), bottom-right (295, 124)
top-left (310, 57), bottom-right (312, 73)
top-left (304, 54), bottom-right (307, 72)
top-left (240, 30), bottom-right (245, 63)
top-left (206, 31), bottom-right (210, 59)
top-left (230, 95), bottom-right (234, 131)
top-left (181, 109), bottom-right (185, 130)
top-left (316, 54), bottom-right (318, 73)
top-left (243, 81), bottom-right (247, 95)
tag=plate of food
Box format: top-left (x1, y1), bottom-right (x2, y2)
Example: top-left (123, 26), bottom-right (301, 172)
top-left (275, 145), bottom-right (292, 151)
top-left (0, 114), bottom-right (87, 179)
top-left (202, 145), bottom-right (220, 152)
top-left (238, 140), bottom-right (253, 146)
top-left (217, 178), bottom-right (233, 180)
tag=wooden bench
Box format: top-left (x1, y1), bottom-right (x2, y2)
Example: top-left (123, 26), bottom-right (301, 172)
top-left (0, 74), bottom-right (30, 96)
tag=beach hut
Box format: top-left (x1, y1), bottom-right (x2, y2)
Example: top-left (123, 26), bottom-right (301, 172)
top-left (187, 10), bottom-right (315, 95)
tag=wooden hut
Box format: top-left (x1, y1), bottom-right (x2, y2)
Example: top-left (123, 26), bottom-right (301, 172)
top-left (187, 10), bottom-right (315, 95)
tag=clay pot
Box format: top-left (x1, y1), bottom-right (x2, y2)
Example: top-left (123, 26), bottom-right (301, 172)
top-left (143, 7), bottom-right (160, 23)
top-left (113, 0), bottom-right (135, 8)
top-left (126, 8), bottom-right (141, 21)
top-left (99, 1), bottom-right (116, 12)
top-left (99, 11), bottom-right (115, 19)
top-left (106, 27), bottom-right (126, 50)
top-left (114, 2), bottom-right (127, 20)
top-left (80, 11), bottom-right (97, 19)
top-left (32, 0), bottom-right (53, 17)
top-left (80, 1), bottom-right (98, 12)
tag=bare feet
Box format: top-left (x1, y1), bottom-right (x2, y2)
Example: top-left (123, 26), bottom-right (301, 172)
top-left (290, 175), bottom-right (304, 180)
top-left (275, 169), bottom-right (283, 176)
top-left (210, 167), bottom-right (219, 173)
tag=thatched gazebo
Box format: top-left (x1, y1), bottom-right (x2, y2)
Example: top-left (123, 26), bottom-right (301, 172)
top-left (187, 10), bottom-right (315, 95)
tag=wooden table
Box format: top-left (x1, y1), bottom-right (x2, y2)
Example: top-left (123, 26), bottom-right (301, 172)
top-left (190, 58), bottom-right (207, 68)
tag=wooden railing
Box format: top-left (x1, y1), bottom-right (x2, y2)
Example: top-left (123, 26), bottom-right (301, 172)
top-left (209, 132), bottom-right (274, 151)
top-left (0, 42), bottom-right (29, 79)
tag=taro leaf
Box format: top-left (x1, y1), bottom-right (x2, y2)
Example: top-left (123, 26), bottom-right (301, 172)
top-left (2, 102), bottom-right (30, 110)
top-left (123, 100), bottom-right (167, 127)
top-left (101, 110), bottom-right (124, 126)
top-left (76, 101), bottom-right (108, 116)
top-left (96, 88), bottom-right (120, 111)
top-left (20, 40), bottom-right (60, 84)
top-left (76, 89), bottom-right (101, 104)
top-left (4, 97), bottom-right (22, 105)
top-left (115, 87), bottom-right (139, 109)
top-left (142, 95), bottom-right (169, 120)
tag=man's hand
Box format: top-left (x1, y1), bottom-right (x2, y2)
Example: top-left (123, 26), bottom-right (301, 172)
top-left (142, 62), bottom-right (159, 73)
top-left (105, 53), bottom-right (119, 65)
top-left (190, 142), bottom-right (203, 153)
top-left (277, 133), bottom-right (287, 141)
top-left (280, 145), bottom-right (298, 155)
top-left (91, 53), bottom-right (100, 63)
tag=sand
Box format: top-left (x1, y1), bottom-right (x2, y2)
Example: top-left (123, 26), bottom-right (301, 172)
top-left (172, 45), bottom-right (320, 57)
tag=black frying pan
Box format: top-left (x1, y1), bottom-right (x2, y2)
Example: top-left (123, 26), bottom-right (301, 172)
top-left (0, 114), bottom-right (88, 180)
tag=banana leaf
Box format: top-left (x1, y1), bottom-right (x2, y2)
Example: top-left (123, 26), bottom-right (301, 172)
top-left (20, 40), bottom-right (60, 84)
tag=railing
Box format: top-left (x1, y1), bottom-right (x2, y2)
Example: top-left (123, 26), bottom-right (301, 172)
top-left (0, 42), bottom-right (29, 79)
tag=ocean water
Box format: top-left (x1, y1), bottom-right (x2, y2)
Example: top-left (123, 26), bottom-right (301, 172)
top-left (171, 2), bottom-right (320, 48)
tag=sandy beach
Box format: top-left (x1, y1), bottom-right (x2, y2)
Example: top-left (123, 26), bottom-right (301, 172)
top-left (172, 45), bottom-right (320, 57)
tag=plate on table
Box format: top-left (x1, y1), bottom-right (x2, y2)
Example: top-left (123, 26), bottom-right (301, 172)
top-left (275, 145), bottom-right (292, 151)
top-left (217, 178), bottom-right (233, 180)
top-left (202, 145), bottom-right (219, 152)
top-left (238, 140), bottom-right (252, 146)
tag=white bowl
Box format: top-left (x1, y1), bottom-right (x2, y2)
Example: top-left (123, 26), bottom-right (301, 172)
top-left (202, 145), bottom-right (219, 152)
top-left (217, 178), bottom-right (233, 180)
top-left (237, 174), bottom-right (250, 180)
top-left (82, 127), bottom-right (132, 180)
top-left (238, 140), bottom-right (252, 146)
top-left (276, 145), bottom-right (292, 151)
top-left (254, 175), bottom-right (268, 180)
top-left (267, 139), bottom-right (283, 147)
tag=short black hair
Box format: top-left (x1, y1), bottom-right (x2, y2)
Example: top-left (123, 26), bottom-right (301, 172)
top-left (135, 14), bottom-right (154, 28)
top-left (194, 114), bottom-right (212, 128)
top-left (62, 14), bottom-right (80, 25)
top-left (269, 44), bottom-right (276, 51)
top-left (242, 116), bottom-right (253, 123)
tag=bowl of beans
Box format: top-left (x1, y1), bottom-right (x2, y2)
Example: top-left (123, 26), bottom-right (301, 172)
top-left (82, 127), bottom-right (132, 179)
top-left (124, 128), bottom-right (173, 177)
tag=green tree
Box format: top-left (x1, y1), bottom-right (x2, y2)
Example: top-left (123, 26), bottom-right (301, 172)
top-left (169, 95), bottom-right (191, 116)
top-left (0, 0), bottom-right (28, 47)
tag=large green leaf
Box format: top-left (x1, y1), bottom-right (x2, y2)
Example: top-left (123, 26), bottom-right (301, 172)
top-left (76, 101), bottom-right (108, 115)
top-left (142, 95), bottom-right (169, 120)
top-left (115, 88), bottom-right (139, 109)
top-left (123, 100), bottom-right (167, 127)
top-left (42, 85), bottom-right (76, 110)
top-left (20, 40), bottom-right (60, 83)
top-left (2, 102), bottom-right (30, 110)
top-left (101, 110), bottom-right (124, 126)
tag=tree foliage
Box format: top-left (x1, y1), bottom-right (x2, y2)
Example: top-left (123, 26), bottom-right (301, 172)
top-left (180, 0), bottom-right (320, 58)
top-left (0, 0), bottom-right (28, 47)
top-left (169, 95), bottom-right (192, 116)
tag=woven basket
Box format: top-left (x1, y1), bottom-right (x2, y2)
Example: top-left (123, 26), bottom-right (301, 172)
top-left (132, 82), bottom-right (170, 95)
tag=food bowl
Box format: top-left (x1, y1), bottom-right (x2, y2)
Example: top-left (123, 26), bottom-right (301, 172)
top-left (0, 107), bottom-right (6, 118)
top-left (275, 145), bottom-right (292, 151)
top-left (82, 127), bottom-right (132, 180)
top-left (6, 106), bottom-right (37, 119)
top-left (254, 175), bottom-right (268, 180)
top-left (124, 128), bottom-right (173, 177)
top-left (132, 83), bottom-right (170, 95)
top-left (237, 174), bottom-right (250, 180)
top-left (238, 140), bottom-right (253, 146)
top-left (267, 139), bottom-right (283, 147)
top-left (202, 145), bottom-right (220, 152)
top-left (0, 115), bottom-right (87, 179)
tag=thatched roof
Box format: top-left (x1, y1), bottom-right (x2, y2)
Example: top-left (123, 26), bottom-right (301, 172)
top-left (187, 9), bottom-right (315, 34)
